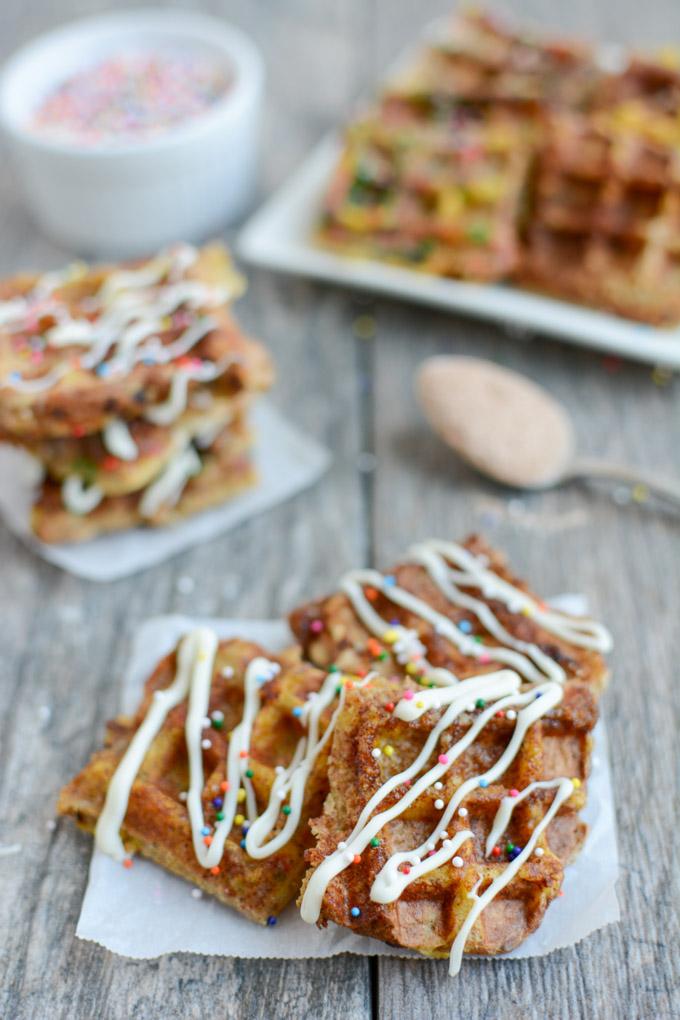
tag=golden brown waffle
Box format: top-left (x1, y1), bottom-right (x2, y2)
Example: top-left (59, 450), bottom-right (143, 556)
top-left (390, 9), bottom-right (599, 115)
top-left (32, 416), bottom-right (256, 543)
top-left (0, 243), bottom-right (273, 441)
top-left (58, 639), bottom-right (330, 924)
top-left (289, 534), bottom-right (609, 696)
top-left (519, 110), bottom-right (680, 324)
top-left (300, 673), bottom-right (596, 958)
top-left (318, 104), bottom-right (533, 281)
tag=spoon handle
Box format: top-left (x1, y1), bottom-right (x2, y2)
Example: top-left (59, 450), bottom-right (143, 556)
top-left (568, 456), bottom-right (680, 507)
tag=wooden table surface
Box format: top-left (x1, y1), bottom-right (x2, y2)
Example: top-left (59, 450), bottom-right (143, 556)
top-left (1, 1), bottom-right (678, 1018)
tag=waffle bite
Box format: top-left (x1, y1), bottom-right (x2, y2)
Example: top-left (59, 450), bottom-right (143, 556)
top-left (58, 631), bottom-right (354, 924)
top-left (292, 536), bottom-right (612, 970)
top-left (0, 243), bottom-right (273, 542)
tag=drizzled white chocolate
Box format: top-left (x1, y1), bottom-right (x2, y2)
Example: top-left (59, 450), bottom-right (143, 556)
top-left (96, 627), bottom-right (219, 860)
top-left (144, 359), bottom-right (227, 427)
top-left (186, 654), bottom-right (281, 869)
top-left (102, 419), bottom-right (139, 461)
top-left (245, 671), bottom-right (366, 858)
top-left (0, 297), bottom-right (28, 327)
top-left (61, 475), bottom-right (104, 515)
top-left (138, 441), bottom-right (202, 519)
top-left (448, 779), bottom-right (574, 975)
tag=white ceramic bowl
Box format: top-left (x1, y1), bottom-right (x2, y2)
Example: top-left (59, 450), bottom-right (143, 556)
top-left (0, 9), bottom-right (264, 257)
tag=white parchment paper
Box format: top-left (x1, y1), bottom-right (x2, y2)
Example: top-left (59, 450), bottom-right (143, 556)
top-left (0, 401), bottom-right (330, 581)
top-left (75, 603), bottom-right (620, 962)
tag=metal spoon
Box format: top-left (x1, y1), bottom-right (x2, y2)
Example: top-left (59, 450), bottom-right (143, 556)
top-left (416, 355), bottom-right (680, 505)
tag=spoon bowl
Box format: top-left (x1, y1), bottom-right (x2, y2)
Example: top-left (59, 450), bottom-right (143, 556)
top-left (416, 356), bottom-right (575, 488)
top-left (416, 355), bottom-right (680, 505)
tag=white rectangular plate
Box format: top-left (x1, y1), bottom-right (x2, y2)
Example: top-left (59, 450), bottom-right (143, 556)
top-left (239, 135), bottom-right (680, 368)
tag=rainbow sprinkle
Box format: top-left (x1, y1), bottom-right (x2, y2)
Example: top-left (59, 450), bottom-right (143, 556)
top-left (31, 52), bottom-right (232, 145)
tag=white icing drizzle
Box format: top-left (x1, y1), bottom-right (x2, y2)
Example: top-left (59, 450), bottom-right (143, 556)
top-left (102, 419), bottom-right (139, 461)
top-left (413, 540), bottom-right (612, 653)
top-left (47, 318), bottom-right (102, 348)
top-left (144, 359), bottom-right (227, 426)
top-left (96, 626), bottom-right (367, 875)
top-left (448, 779), bottom-right (574, 976)
top-left (186, 655), bottom-right (281, 868)
top-left (99, 252), bottom-right (180, 303)
top-left (245, 671), bottom-right (370, 858)
top-left (339, 539), bottom-right (611, 688)
top-left (136, 315), bottom-right (216, 367)
top-left (61, 475), bottom-right (104, 515)
top-left (484, 778), bottom-right (570, 857)
top-left (95, 627), bottom-right (218, 860)
top-left (5, 365), bottom-right (69, 393)
top-left (33, 262), bottom-right (88, 300)
top-left (138, 441), bottom-right (202, 519)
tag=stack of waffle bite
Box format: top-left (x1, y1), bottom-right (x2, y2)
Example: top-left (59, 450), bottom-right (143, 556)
top-left (318, 7), bottom-right (680, 324)
top-left (0, 243), bottom-right (273, 543)
top-left (59, 536), bottom-right (613, 974)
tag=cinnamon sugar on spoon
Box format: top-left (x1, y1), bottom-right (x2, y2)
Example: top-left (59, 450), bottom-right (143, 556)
top-left (416, 355), bottom-right (680, 505)
top-left (417, 356), bottom-right (573, 488)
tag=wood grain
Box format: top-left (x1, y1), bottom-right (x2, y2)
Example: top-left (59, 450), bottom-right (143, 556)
top-left (0, 1), bottom-right (678, 1018)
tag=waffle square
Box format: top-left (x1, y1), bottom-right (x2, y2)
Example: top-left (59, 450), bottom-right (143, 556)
top-left (299, 674), bottom-right (596, 962)
top-left (318, 103), bottom-right (532, 281)
top-left (292, 535), bottom-right (611, 968)
top-left (58, 636), bottom-right (332, 923)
